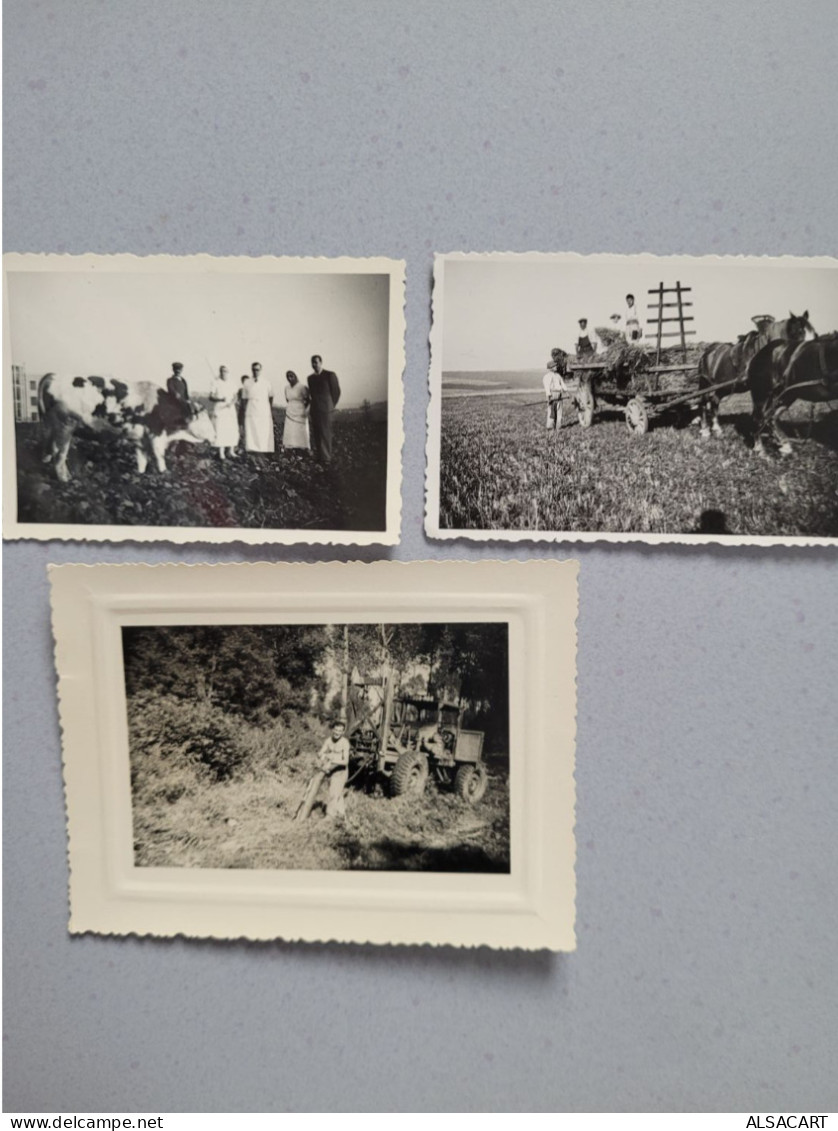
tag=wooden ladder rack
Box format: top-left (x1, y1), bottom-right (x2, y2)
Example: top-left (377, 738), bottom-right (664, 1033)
top-left (647, 281), bottom-right (695, 365)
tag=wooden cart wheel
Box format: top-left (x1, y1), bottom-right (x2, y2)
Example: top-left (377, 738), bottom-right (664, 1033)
top-left (576, 382), bottom-right (596, 428)
top-left (625, 397), bottom-right (649, 435)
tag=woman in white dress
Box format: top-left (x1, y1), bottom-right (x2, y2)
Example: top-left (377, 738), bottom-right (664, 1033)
top-left (282, 370), bottom-right (310, 451)
top-left (241, 361), bottom-right (275, 453)
top-left (208, 365), bottom-right (240, 460)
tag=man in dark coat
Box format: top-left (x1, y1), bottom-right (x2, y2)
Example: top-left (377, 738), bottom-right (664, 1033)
top-left (166, 362), bottom-right (190, 403)
top-left (307, 355), bottom-right (341, 463)
top-left (161, 361), bottom-right (193, 428)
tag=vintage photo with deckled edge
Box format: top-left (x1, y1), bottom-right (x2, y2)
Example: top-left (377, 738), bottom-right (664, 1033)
top-left (426, 251), bottom-right (838, 546)
top-left (49, 560), bottom-right (577, 950)
top-left (3, 253), bottom-right (405, 546)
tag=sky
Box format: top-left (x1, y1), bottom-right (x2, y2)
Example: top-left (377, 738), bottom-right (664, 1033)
top-left (440, 256), bottom-right (838, 371)
top-left (6, 268), bottom-right (391, 405)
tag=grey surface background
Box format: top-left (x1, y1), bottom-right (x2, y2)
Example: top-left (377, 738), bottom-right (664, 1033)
top-left (4, 0), bottom-right (837, 1113)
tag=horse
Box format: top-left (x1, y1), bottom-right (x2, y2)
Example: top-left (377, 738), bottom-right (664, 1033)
top-left (748, 333), bottom-right (838, 455)
top-left (696, 311), bottom-right (814, 437)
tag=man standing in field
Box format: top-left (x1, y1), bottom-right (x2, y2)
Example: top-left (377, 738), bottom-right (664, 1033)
top-left (543, 354), bottom-right (565, 431)
top-left (161, 361), bottom-right (195, 430)
top-left (166, 361), bottom-right (189, 402)
top-left (307, 354), bottom-right (341, 464)
top-left (317, 718), bottom-right (351, 818)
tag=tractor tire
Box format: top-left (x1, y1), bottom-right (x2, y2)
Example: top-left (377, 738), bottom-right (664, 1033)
top-left (390, 749), bottom-right (429, 798)
top-left (454, 763), bottom-right (489, 804)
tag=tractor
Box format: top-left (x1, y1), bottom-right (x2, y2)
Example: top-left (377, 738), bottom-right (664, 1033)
top-left (346, 673), bottom-right (488, 804)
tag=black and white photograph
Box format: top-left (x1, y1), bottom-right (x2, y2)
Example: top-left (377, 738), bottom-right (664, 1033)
top-left (3, 253), bottom-right (404, 544)
top-left (123, 620), bottom-right (510, 873)
top-left (427, 252), bottom-right (838, 544)
top-left (50, 560), bottom-right (577, 950)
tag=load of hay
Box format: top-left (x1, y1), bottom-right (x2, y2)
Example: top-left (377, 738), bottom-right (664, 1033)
top-left (590, 326), bottom-right (705, 393)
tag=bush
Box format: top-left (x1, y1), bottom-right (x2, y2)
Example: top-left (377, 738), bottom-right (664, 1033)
top-left (234, 711), bottom-right (322, 775)
top-left (127, 690), bottom-right (247, 785)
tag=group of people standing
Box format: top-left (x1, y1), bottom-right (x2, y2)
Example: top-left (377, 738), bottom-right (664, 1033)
top-left (168, 355), bottom-right (341, 464)
top-left (573, 294), bottom-right (644, 359)
top-left (573, 293), bottom-right (644, 359)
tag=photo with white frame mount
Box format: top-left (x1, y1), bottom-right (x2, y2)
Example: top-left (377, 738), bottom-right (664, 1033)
top-left (427, 252), bottom-right (838, 545)
top-left (50, 560), bottom-right (577, 950)
top-left (4, 253), bottom-right (404, 545)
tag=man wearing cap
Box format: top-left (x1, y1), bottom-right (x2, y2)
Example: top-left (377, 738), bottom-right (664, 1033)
top-left (166, 362), bottom-right (190, 404)
top-left (159, 361), bottom-right (196, 430)
top-left (542, 349), bottom-right (566, 431)
top-left (575, 319), bottom-right (601, 359)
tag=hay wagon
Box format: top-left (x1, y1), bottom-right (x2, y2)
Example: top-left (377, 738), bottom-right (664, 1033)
top-left (560, 279), bottom-right (713, 435)
top-left (563, 357), bottom-right (704, 435)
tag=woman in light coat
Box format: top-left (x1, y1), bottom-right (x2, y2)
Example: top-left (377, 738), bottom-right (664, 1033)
top-left (282, 370), bottom-right (311, 451)
top-left (208, 365), bottom-right (240, 460)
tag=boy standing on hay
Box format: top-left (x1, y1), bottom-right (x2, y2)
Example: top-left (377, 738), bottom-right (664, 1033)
top-left (624, 294), bottom-right (643, 342)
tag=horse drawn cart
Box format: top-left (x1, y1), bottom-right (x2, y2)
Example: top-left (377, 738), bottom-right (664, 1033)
top-left (558, 279), bottom-right (709, 435)
top-left (563, 357), bottom-right (705, 435)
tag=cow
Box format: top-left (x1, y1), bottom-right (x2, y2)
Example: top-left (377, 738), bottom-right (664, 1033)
top-left (747, 334), bottom-right (838, 456)
top-left (38, 373), bottom-right (217, 482)
top-left (697, 311), bottom-right (815, 437)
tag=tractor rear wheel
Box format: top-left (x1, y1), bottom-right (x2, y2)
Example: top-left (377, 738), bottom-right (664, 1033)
top-left (391, 750), bottom-right (429, 798)
top-left (455, 763), bottom-right (489, 804)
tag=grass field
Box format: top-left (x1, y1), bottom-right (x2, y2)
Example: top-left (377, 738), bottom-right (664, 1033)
top-left (131, 714), bottom-right (510, 873)
top-left (439, 383), bottom-right (838, 537)
top-left (14, 406), bottom-right (387, 531)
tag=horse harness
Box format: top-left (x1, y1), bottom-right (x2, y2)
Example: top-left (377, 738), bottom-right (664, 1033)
top-left (777, 338), bottom-right (836, 401)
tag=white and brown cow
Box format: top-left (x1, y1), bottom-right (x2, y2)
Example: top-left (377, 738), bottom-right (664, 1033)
top-left (38, 373), bottom-right (216, 482)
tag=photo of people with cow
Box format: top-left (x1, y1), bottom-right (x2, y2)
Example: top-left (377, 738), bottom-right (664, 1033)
top-left (3, 253), bottom-right (404, 545)
top-left (428, 252), bottom-right (838, 542)
top-left (121, 620), bottom-right (511, 873)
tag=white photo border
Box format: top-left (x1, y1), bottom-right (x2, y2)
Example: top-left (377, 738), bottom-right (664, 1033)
top-left (425, 250), bottom-right (838, 547)
top-left (4, 252), bottom-right (405, 546)
top-left (50, 560), bottom-right (578, 951)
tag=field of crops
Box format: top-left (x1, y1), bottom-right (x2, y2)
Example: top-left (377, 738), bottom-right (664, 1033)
top-left (439, 384), bottom-right (838, 537)
top-left (14, 407), bottom-right (387, 531)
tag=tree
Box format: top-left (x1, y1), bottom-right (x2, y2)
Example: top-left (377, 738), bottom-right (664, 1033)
top-left (121, 621), bottom-right (509, 747)
top-left (122, 624), bottom-right (329, 724)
